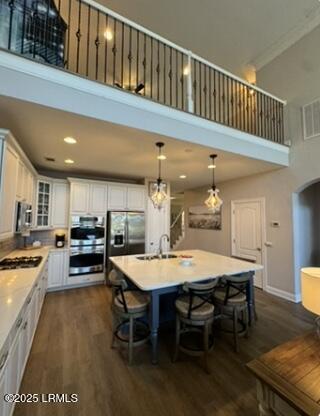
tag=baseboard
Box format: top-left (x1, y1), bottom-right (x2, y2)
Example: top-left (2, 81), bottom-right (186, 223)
top-left (266, 285), bottom-right (301, 303)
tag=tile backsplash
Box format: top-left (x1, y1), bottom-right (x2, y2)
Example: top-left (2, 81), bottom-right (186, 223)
top-left (0, 229), bottom-right (68, 259)
top-left (27, 229), bottom-right (68, 247)
top-left (0, 236), bottom-right (19, 259)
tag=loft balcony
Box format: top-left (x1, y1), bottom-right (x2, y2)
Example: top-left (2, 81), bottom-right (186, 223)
top-left (0, 0), bottom-right (287, 157)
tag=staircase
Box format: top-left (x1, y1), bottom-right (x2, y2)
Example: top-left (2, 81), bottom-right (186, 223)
top-left (170, 207), bottom-right (185, 250)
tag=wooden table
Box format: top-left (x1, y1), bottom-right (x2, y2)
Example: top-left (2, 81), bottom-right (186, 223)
top-left (110, 249), bottom-right (263, 364)
top-left (247, 332), bottom-right (320, 416)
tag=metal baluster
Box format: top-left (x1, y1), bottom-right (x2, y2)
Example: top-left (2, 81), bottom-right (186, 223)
top-left (276, 101), bottom-right (280, 143)
top-left (32, 5), bottom-right (38, 59)
top-left (280, 104), bottom-right (284, 144)
top-left (136, 30), bottom-right (139, 90)
top-left (75, 0), bottom-right (82, 74)
top-left (204, 65), bottom-right (208, 118)
top-left (44, 0), bottom-right (50, 63)
top-left (242, 83), bottom-right (245, 131)
top-left (226, 76), bottom-right (230, 126)
top-left (21, 0), bottom-right (27, 54)
top-left (128, 26), bottom-right (132, 91)
top-left (209, 67), bottom-right (212, 120)
top-left (213, 69), bottom-right (216, 121)
top-left (121, 21), bottom-right (124, 87)
top-left (104, 14), bottom-right (109, 84)
top-left (193, 59), bottom-right (197, 114)
top-left (156, 39), bottom-right (160, 101)
top-left (7, 0), bottom-right (15, 50)
top-left (222, 75), bottom-right (226, 125)
top-left (163, 44), bottom-right (166, 104)
top-left (175, 50), bottom-right (178, 108)
top-left (199, 62), bottom-right (202, 116)
top-left (271, 98), bottom-right (275, 141)
top-left (112, 18), bottom-right (117, 85)
top-left (150, 37), bottom-right (153, 99)
top-left (181, 52), bottom-right (184, 110)
top-left (217, 71), bottom-right (221, 122)
top-left (143, 33), bottom-right (146, 96)
top-left (66, 0), bottom-right (71, 69)
top-left (86, 5), bottom-right (91, 77)
top-left (95, 11), bottom-right (100, 80)
top-left (169, 46), bottom-right (172, 106)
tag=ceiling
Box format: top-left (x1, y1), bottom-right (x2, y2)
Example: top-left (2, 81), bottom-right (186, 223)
top-left (100, 0), bottom-right (320, 77)
top-left (0, 97), bottom-right (281, 192)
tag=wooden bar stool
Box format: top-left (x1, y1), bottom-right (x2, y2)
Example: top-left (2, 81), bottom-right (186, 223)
top-left (213, 274), bottom-right (250, 352)
top-left (173, 279), bottom-right (219, 374)
top-left (109, 269), bottom-right (150, 365)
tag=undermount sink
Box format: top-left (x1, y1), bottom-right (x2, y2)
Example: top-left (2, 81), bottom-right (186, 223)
top-left (136, 254), bottom-right (177, 261)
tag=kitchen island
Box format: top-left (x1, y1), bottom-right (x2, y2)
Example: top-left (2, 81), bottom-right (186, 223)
top-left (110, 249), bottom-right (263, 363)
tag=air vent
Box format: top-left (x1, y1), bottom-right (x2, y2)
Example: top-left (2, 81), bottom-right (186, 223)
top-left (303, 99), bottom-right (320, 140)
top-left (45, 157), bottom-right (55, 162)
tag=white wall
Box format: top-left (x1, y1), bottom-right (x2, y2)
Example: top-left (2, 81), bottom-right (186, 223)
top-left (180, 24), bottom-right (320, 301)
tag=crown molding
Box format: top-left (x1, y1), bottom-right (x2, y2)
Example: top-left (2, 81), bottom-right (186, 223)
top-left (249, 5), bottom-right (320, 71)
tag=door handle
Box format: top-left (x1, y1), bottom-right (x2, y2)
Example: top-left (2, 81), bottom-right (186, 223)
top-left (256, 247), bottom-right (262, 252)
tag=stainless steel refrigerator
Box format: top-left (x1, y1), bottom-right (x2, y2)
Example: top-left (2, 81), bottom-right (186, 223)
top-left (106, 211), bottom-right (145, 271)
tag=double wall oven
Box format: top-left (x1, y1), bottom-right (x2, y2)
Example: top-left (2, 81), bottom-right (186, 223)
top-left (69, 216), bottom-right (105, 276)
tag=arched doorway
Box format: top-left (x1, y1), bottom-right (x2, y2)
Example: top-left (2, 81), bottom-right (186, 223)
top-left (292, 179), bottom-right (320, 300)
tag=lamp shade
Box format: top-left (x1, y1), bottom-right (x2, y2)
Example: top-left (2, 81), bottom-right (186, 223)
top-left (301, 268), bottom-right (320, 315)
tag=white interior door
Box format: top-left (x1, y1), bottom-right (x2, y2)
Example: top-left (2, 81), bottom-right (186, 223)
top-left (231, 199), bottom-right (265, 289)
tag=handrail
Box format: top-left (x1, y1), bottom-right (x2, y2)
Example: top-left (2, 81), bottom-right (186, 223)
top-left (0, 0), bottom-right (286, 144)
top-left (171, 208), bottom-right (184, 229)
top-left (82, 0), bottom-right (285, 105)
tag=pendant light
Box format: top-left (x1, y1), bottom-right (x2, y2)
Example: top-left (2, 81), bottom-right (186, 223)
top-left (205, 154), bottom-right (223, 213)
top-left (150, 142), bottom-right (168, 209)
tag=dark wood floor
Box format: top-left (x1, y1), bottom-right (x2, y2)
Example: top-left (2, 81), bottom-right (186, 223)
top-left (14, 285), bottom-right (314, 416)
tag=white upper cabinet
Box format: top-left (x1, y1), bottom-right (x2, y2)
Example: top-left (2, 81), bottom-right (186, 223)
top-left (90, 183), bottom-right (108, 215)
top-left (127, 186), bottom-right (145, 211)
top-left (108, 184), bottom-right (145, 211)
top-left (0, 143), bottom-right (18, 239)
top-left (16, 160), bottom-right (34, 205)
top-left (16, 159), bottom-right (25, 201)
top-left (35, 179), bottom-right (52, 228)
top-left (51, 182), bottom-right (69, 228)
top-left (35, 178), bottom-right (69, 229)
top-left (108, 184), bottom-right (127, 210)
top-left (70, 182), bottom-right (90, 214)
top-left (70, 181), bottom-right (107, 215)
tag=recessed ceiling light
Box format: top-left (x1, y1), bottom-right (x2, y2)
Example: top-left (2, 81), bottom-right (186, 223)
top-left (157, 154), bottom-right (167, 160)
top-left (64, 137), bottom-right (77, 144)
top-left (208, 164), bottom-right (216, 169)
top-left (104, 29), bottom-right (113, 41)
top-left (179, 175), bottom-right (187, 179)
top-left (64, 159), bottom-right (74, 164)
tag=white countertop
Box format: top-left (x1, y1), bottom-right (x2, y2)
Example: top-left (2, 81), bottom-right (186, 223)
top-left (110, 249), bottom-right (263, 291)
top-left (0, 246), bottom-right (52, 355)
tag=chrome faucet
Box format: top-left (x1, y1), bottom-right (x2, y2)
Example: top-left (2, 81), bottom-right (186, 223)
top-left (159, 234), bottom-right (170, 258)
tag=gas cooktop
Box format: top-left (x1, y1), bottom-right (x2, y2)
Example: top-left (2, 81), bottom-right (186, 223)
top-left (0, 256), bottom-right (43, 271)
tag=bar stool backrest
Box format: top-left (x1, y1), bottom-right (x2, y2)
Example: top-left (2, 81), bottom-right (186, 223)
top-left (223, 274), bottom-right (250, 305)
top-left (182, 279), bottom-right (219, 319)
top-left (109, 269), bottom-right (129, 313)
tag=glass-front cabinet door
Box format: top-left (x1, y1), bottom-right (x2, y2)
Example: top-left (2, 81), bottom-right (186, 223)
top-left (36, 180), bottom-right (51, 228)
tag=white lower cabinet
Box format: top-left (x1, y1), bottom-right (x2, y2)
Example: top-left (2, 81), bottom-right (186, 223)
top-left (48, 250), bottom-right (68, 289)
top-left (0, 260), bottom-right (48, 416)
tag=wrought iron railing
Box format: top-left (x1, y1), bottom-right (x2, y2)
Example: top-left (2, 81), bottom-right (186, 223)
top-left (0, 0), bottom-right (286, 144)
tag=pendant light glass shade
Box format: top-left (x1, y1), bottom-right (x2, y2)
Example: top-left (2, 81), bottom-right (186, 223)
top-left (205, 188), bottom-right (223, 213)
top-left (150, 142), bottom-right (168, 210)
top-left (204, 154), bottom-right (223, 213)
top-left (151, 179), bottom-right (168, 209)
